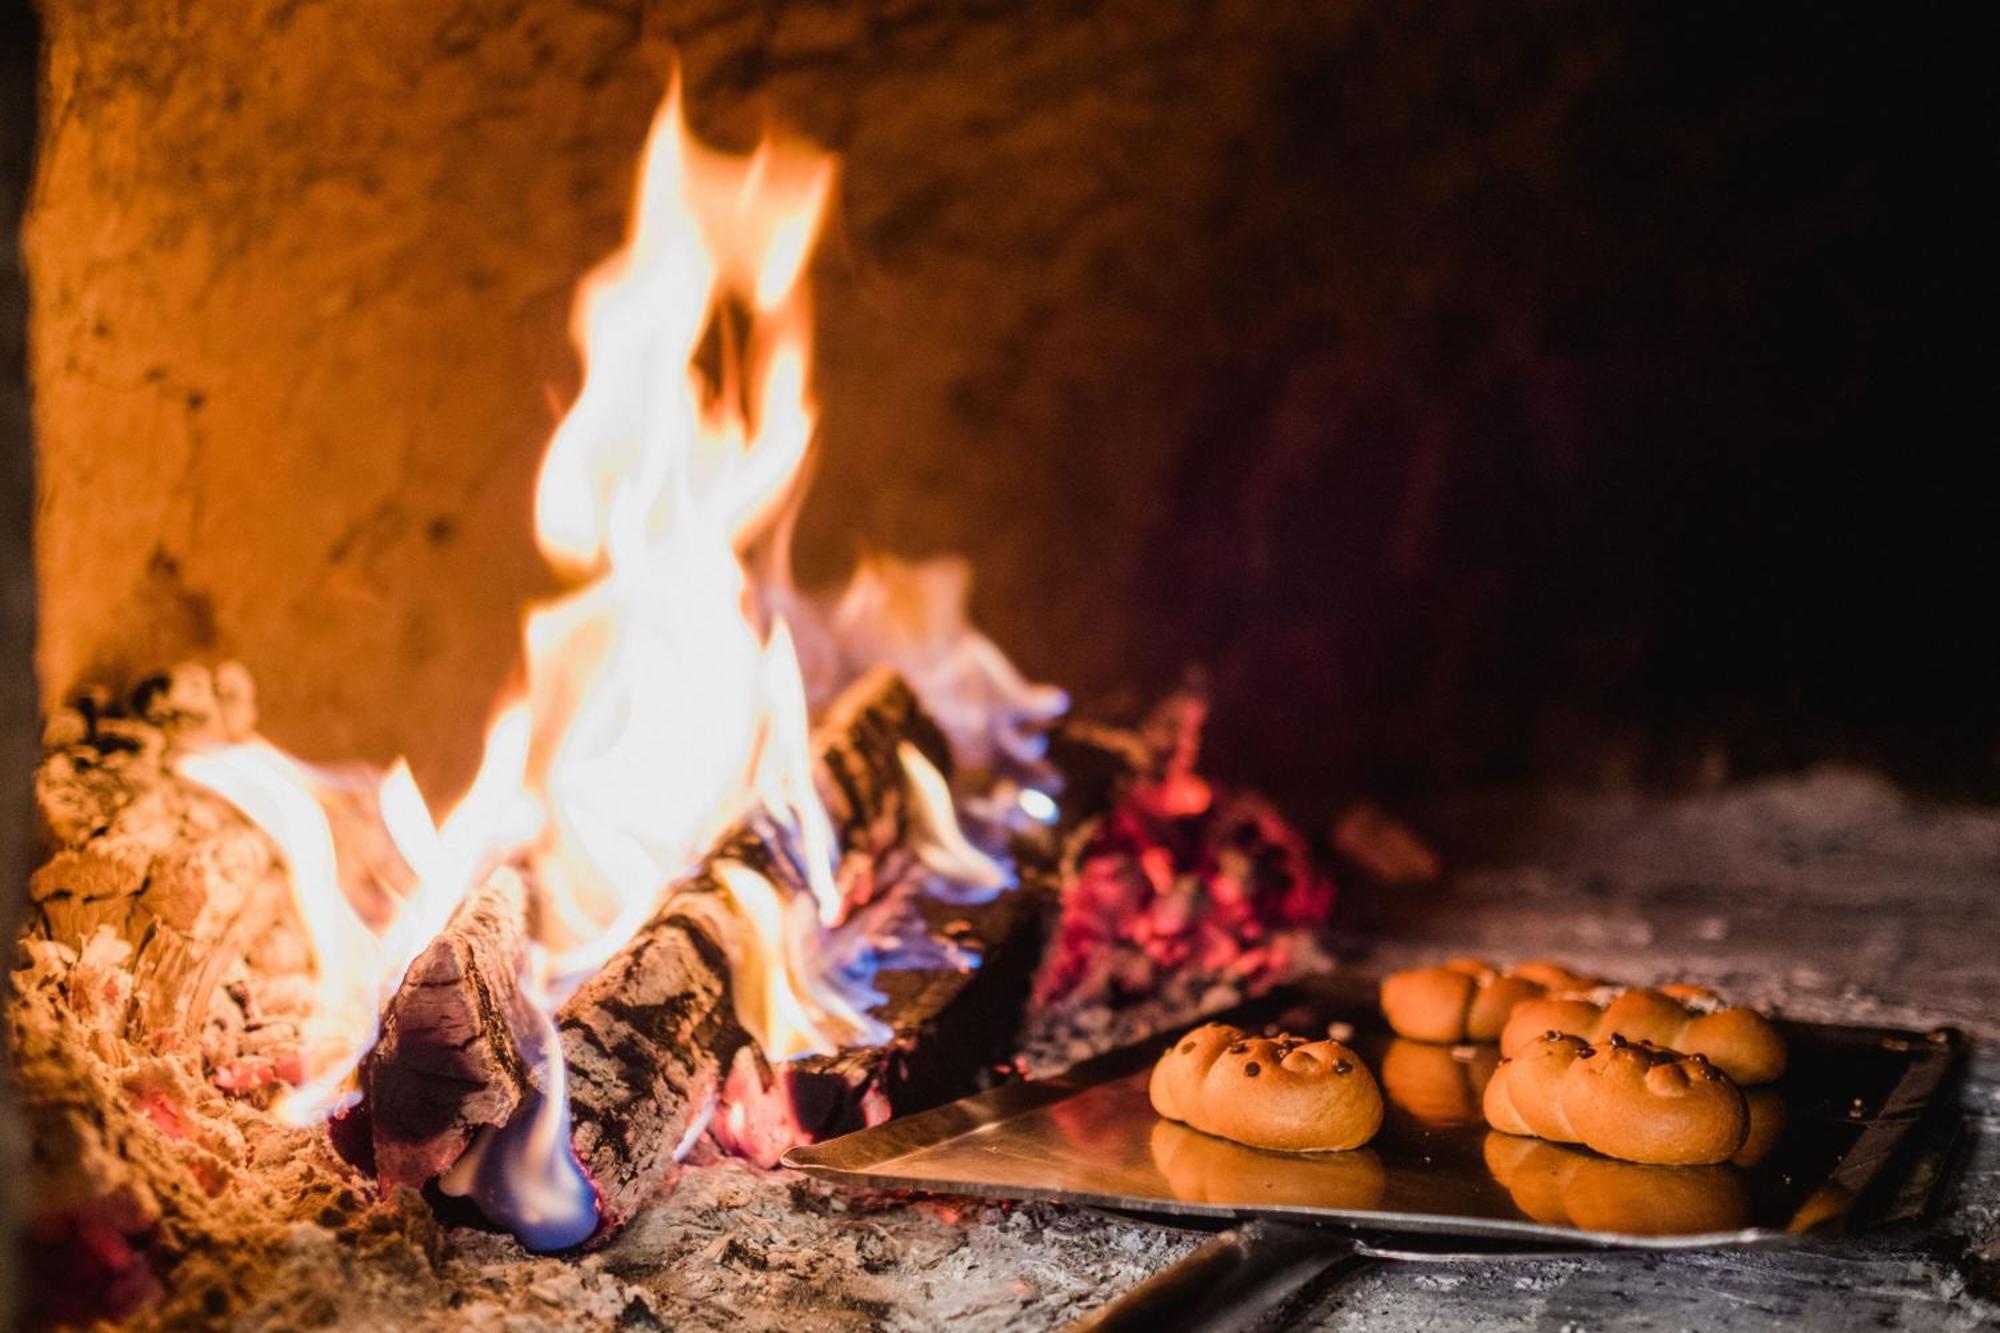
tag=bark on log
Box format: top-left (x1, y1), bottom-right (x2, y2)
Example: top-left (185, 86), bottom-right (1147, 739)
top-left (358, 667), bottom-right (952, 1233)
top-left (564, 666), bottom-right (952, 1232)
top-left (362, 870), bottom-right (538, 1189)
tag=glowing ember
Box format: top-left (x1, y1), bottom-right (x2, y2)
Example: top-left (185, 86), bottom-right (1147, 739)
top-left (179, 75), bottom-right (1064, 1249)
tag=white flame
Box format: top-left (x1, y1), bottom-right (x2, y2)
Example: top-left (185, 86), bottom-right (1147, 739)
top-left (713, 860), bottom-right (889, 1060)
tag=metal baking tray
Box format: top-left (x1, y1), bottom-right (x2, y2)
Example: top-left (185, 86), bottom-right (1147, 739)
top-left (784, 978), bottom-right (1964, 1248)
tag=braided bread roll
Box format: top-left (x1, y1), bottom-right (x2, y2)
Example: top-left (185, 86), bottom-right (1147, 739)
top-left (1149, 1023), bottom-right (1383, 1153)
top-left (1482, 1133), bottom-right (1750, 1235)
top-left (1483, 1032), bottom-right (1748, 1165)
top-left (1379, 959), bottom-right (1599, 1043)
top-left (1498, 985), bottom-right (1786, 1084)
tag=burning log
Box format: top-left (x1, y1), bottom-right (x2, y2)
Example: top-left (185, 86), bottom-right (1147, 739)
top-left (551, 883), bottom-right (741, 1232)
top-left (712, 720), bottom-right (1141, 1164)
top-left (712, 864), bottom-right (1056, 1165)
top-left (360, 667), bottom-right (956, 1232)
top-left (361, 869), bottom-right (538, 1189)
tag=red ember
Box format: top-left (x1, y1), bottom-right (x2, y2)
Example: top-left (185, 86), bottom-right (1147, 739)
top-left (1034, 688), bottom-right (1334, 1010)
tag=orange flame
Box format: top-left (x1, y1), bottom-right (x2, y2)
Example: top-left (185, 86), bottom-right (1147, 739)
top-left (179, 77), bottom-right (1065, 1151)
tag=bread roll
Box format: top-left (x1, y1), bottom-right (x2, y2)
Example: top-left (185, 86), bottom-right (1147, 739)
top-left (1379, 958), bottom-right (1598, 1043)
top-left (1484, 1032), bottom-right (1749, 1166)
top-left (1148, 1023), bottom-right (1383, 1153)
top-left (1499, 986), bottom-right (1786, 1084)
top-left (1482, 1032), bottom-right (1590, 1143)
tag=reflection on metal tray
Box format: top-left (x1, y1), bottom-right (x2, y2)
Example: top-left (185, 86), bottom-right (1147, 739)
top-left (783, 977), bottom-right (1964, 1249)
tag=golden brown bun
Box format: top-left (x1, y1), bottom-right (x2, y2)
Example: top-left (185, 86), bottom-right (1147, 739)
top-left (1679, 1008), bottom-right (1789, 1085)
top-left (1483, 1133), bottom-right (1750, 1235)
top-left (1498, 987), bottom-right (1787, 1084)
top-left (1380, 959), bottom-right (1601, 1044)
top-left (1499, 997), bottom-right (1605, 1055)
top-left (1149, 1023), bottom-right (1384, 1153)
top-left (1561, 1037), bottom-right (1750, 1165)
top-left (1379, 964), bottom-right (1481, 1043)
top-left (1485, 1033), bottom-right (1750, 1166)
top-left (1482, 1032), bottom-right (1590, 1143)
top-left (1380, 1038), bottom-right (1500, 1126)
top-left (1150, 1120), bottom-right (1385, 1208)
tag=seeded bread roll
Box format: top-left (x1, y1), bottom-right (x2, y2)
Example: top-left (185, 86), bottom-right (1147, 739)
top-left (1379, 959), bottom-right (1598, 1043)
top-left (1499, 986), bottom-right (1786, 1084)
top-left (1150, 1120), bottom-right (1386, 1208)
top-left (1484, 1032), bottom-right (1749, 1165)
top-left (1149, 1023), bottom-right (1383, 1153)
top-left (1482, 1133), bottom-right (1750, 1235)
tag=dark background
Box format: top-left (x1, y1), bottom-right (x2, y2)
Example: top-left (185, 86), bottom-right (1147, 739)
top-left (1061, 6), bottom-right (1991, 802)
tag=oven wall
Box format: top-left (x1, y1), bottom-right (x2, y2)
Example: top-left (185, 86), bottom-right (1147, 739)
top-left (25, 2), bottom-right (1982, 802)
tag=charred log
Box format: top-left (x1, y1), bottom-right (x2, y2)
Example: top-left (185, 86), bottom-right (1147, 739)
top-left (358, 667), bottom-right (954, 1233)
top-left (714, 873), bottom-right (1057, 1166)
top-left (362, 870), bottom-right (539, 1189)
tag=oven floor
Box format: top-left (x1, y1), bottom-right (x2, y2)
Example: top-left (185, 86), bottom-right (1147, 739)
top-left (128, 766), bottom-right (2000, 1331)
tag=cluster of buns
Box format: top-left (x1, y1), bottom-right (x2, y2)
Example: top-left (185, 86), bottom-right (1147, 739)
top-left (1380, 958), bottom-right (1785, 1084)
top-left (1499, 986), bottom-right (1785, 1084)
top-left (1378, 959), bottom-right (1599, 1043)
top-left (1483, 1032), bottom-right (1749, 1165)
top-left (1148, 1023), bottom-right (1383, 1153)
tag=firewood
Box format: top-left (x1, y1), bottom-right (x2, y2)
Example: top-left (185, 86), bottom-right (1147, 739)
top-left (712, 872), bottom-right (1056, 1166)
top-left (565, 667), bottom-right (964, 1230)
top-left (362, 869), bottom-right (539, 1189)
top-left (358, 668), bottom-right (954, 1234)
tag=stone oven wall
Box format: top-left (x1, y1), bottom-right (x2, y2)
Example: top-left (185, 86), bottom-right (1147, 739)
top-left (24, 1), bottom-right (1984, 804)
